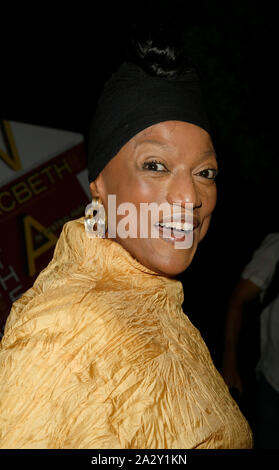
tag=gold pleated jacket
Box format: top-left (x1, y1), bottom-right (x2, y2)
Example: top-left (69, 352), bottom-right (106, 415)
top-left (0, 217), bottom-right (252, 449)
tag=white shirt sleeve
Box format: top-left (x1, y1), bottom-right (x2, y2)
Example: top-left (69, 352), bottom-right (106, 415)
top-left (241, 233), bottom-right (279, 291)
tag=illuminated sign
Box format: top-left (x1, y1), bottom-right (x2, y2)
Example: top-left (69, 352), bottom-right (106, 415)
top-left (0, 121), bottom-right (90, 336)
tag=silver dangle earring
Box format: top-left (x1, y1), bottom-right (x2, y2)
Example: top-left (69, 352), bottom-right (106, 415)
top-left (84, 197), bottom-right (107, 238)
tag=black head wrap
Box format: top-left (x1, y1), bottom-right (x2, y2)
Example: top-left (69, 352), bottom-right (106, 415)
top-left (87, 61), bottom-right (210, 183)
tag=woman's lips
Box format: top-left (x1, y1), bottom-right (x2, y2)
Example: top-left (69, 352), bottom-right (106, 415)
top-left (157, 213), bottom-right (200, 229)
top-left (153, 223), bottom-right (197, 245)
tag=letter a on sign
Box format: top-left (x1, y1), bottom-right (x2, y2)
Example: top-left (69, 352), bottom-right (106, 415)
top-left (0, 120), bottom-right (22, 171)
top-left (23, 215), bottom-right (58, 277)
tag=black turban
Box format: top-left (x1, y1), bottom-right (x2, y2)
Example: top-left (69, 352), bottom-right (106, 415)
top-left (87, 61), bottom-right (210, 183)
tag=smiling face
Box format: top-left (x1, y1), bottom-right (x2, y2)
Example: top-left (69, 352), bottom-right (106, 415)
top-left (89, 121), bottom-right (218, 277)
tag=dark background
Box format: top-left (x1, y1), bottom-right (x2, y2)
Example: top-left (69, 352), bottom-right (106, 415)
top-left (1, 1), bottom-right (279, 424)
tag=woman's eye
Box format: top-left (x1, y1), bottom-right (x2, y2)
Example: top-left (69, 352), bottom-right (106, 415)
top-left (142, 160), bottom-right (167, 172)
top-left (196, 168), bottom-right (218, 180)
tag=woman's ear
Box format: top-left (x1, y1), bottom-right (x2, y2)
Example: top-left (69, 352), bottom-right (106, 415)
top-left (89, 178), bottom-right (101, 199)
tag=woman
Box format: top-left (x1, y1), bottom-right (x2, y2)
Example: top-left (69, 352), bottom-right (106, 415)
top-left (0, 30), bottom-right (252, 448)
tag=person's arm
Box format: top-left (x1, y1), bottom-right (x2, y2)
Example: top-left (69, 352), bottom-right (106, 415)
top-left (221, 278), bottom-right (261, 394)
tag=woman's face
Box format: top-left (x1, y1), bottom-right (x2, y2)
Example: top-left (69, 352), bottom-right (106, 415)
top-left (90, 121), bottom-right (218, 277)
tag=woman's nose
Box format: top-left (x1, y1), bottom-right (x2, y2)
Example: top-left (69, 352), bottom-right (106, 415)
top-left (166, 172), bottom-right (202, 209)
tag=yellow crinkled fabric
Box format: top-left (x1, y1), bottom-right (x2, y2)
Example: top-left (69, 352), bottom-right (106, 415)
top-left (0, 217), bottom-right (252, 449)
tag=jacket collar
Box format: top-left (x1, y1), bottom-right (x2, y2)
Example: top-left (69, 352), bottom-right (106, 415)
top-left (53, 217), bottom-right (184, 305)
